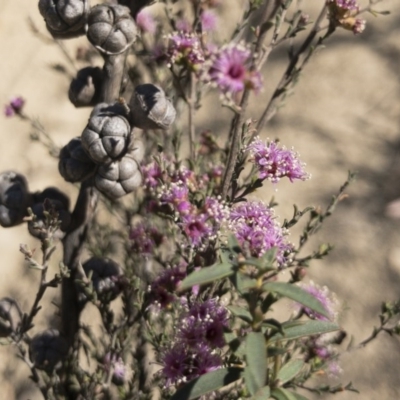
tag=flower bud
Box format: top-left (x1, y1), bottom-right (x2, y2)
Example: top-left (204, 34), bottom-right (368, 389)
top-left (38, 0), bottom-right (90, 39)
top-left (29, 329), bottom-right (68, 371)
top-left (0, 171), bottom-right (30, 227)
top-left (59, 137), bottom-right (97, 182)
top-left (0, 297), bottom-right (22, 337)
top-left (130, 84), bottom-right (176, 130)
top-left (103, 353), bottom-right (132, 386)
top-left (86, 4), bottom-right (138, 55)
top-left (82, 257), bottom-right (124, 301)
top-left (28, 188), bottom-right (71, 239)
top-left (68, 67), bottom-right (103, 107)
top-left (81, 103), bottom-right (132, 164)
top-left (94, 143), bottom-right (144, 199)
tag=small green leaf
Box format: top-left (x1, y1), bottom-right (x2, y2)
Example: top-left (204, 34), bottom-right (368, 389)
top-left (178, 263), bottom-right (234, 291)
top-left (228, 305), bottom-right (253, 323)
top-left (269, 320), bottom-right (340, 342)
top-left (245, 332), bottom-right (267, 392)
top-left (277, 359), bottom-right (304, 384)
top-left (170, 368), bottom-right (243, 400)
top-left (250, 385), bottom-right (271, 399)
top-left (271, 387), bottom-right (297, 400)
top-left (262, 282), bottom-right (329, 319)
top-left (244, 366), bottom-right (260, 396)
top-left (231, 272), bottom-right (257, 294)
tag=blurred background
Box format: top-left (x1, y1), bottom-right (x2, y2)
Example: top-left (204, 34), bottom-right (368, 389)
top-left (1, 0), bottom-right (400, 398)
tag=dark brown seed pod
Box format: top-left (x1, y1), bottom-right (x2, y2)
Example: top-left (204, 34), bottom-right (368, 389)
top-left (0, 297), bottom-right (22, 338)
top-left (86, 4), bottom-right (139, 55)
top-left (82, 257), bottom-right (125, 302)
top-left (130, 84), bottom-right (176, 130)
top-left (29, 329), bottom-right (68, 371)
top-left (59, 137), bottom-right (97, 182)
top-left (0, 171), bottom-right (31, 227)
top-left (94, 141), bottom-right (144, 199)
top-left (68, 67), bottom-right (103, 107)
top-left (28, 188), bottom-right (71, 239)
top-left (38, 0), bottom-right (90, 39)
top-left (81, 103), bottom-right (132, 164)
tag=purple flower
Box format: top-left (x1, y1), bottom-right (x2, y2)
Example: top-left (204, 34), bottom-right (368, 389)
top-left (180, 213), bottom-right (212, 247)
top-left (201, 10), bottom-right (218, 32)
top-left (208, 44), bottom-right (262, 95)
top-left (295, 281), bottom-right (339, 321)
top-left (166, 32), bottom-right (205, 72)
top-left (175, 18), bottom-right (192, 33)
top-left (136, 9), bottom-right (157, 34)
top-left (4, 96), bottom-right (25, 117)
top-left (229, 201), bottom-right (293, 265)
top-left (247, 137), bottom-right (310, 183)
top-left (142, 161), bottom-right (163, 188)
top-left (179, 299), bottom-right (229, 348)
top-left (103, 353), bottom-right (132, 386)
top-left (129, 222), bottom-right (164, 254)
top-left (149, 266), bottom-right (187, 308)
top-left (161, 342), bottom-right (222, 385)
top-left (160, 182), bottom-right (192, 215)
top-left (327, 0), bottom-right (366, 35)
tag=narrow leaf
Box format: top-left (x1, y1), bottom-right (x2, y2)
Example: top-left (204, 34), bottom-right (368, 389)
top-left (170, 368), bottom-right (243, 400)
top-left (263, 282), bottom-right (329, 319)
top-left (277, 359), bottom-right (304, 384)
top-left (289, 391), bottom-right (309, 400)
top-left (271, 387), bottom-right (297, 400)
top-left (178, 263), bottom-right (234, 291)
top-left (231, 272), bottom-right (257, 294)
top-left (244, 367), bottom-right (260, 396)
top-left (246, 332), bottom-right (267, 391)
top-left (251, 385), bottom-right (271, 399)
top-left (269, 320), bottom-right (340, 342)
top-left (228, 305), bottom-right (253, 323)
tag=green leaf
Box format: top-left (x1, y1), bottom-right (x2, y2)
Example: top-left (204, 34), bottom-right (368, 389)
top-left (262, 282), bottom-right (329, 319)
top-left (170, 368), bottom-right (243, 400)
top-left (250, 385), bottom-right (271, 399)
top-left (277, 359), bottom-right (304, 384)
top-left (228, 305), bottom-right (253, 323)
top-left (269, 320), bottom-right (340, 343)
top-left (245, 332), bottom-right (267, 392)
top-left (244, 367), bottom-right (260, 396)
top-left (271, 388), bottom-right (297, 400)
top-left (178, 263), bottom-right (234, 291)
top-left (231, 272), bottom-right (257, 294)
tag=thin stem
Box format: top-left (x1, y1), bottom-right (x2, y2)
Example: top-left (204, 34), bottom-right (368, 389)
top-left (221, 1), bottom-right (281, 200)
top-left (256, 4), bottom-right (328, 132)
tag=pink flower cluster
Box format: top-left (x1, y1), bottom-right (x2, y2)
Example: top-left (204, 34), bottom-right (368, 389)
top-left (160, 299), bottom-right (229, 385)
top-left (229, 201), bottom-right (293, 265)
top-left (247, 137), bottom-right (310, 183)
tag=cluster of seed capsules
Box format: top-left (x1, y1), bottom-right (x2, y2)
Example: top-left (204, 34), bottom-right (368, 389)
top-left (39, 0), bottom-right (177, 198)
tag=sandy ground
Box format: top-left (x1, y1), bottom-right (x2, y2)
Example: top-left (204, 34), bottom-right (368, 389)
top-left (1, 0), bottom-right (400, 399)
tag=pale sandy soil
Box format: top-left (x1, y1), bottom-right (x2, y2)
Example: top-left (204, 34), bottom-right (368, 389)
top-left (1, 1), bottom-right (400, 399)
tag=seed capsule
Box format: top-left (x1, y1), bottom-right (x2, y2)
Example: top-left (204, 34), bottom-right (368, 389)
top-left (38, 0), bottom-right (90, 39)
top-left (59, 137), bottom-right (97, 182)
top-left (86, 4), bottom-right (139, 55)
top-left (0, 297), bottom-right (22, 338)
top-left (130, 84), bottom-right (176, 130)
top-left (68, 67), bottom-right (103, 108)
top-left (0, 171), bottom-right (31, 227)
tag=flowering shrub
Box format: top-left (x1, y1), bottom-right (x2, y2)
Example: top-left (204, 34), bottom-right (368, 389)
top-left (1, 0), bottom-right (399, 399)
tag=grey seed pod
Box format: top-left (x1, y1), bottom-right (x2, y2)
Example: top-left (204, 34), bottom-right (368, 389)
top-left (68, 67), bottom-right (103, 107)
top-left (86, 4), bottom-right (138, 55)
top-left (38, 0), bottom-right (90, 39)
top-left (81, 103), bottom-right (132, 164)
top-left (94, 142), bottom-right (144, 199)
top-left (130, 84), bottom-right (176, 130)
top-left (28, 188), bottom-right (71, 239)
top-left (59, 137), bottom-right (97, 182)
top-left (82, 257), bottom-right (124, 301)
top-left (0, 171), bottom-right (30, 227)
top-left (0, 297), bottom-right (22, 338)
top-left (29, 329), bottom-right (68, 371)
